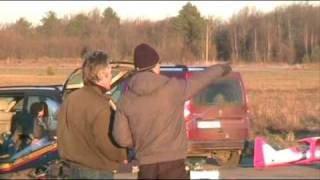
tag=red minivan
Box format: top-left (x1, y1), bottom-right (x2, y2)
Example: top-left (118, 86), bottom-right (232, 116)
top-left (161, 66), bottom-right (250, 167)
top-left (63, 63), bottom-right (250, 167)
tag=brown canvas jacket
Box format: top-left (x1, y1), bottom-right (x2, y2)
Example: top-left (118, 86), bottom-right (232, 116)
top-left (57, 84), bottom-right (126, 171)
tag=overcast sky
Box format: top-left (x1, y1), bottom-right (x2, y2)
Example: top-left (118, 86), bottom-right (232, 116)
top-left (0, 1), bottom-right (319, 26)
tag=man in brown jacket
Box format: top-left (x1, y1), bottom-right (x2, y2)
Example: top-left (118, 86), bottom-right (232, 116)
top-left (57, 51), bottom-right (126, 179)
top-left (112, 43), bottom-right (232, 179)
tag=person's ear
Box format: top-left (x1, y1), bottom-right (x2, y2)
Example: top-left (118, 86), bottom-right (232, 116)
top-left (97, 70), bottom-right (105, 82)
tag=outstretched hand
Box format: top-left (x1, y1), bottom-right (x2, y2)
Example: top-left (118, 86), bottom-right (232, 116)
top-left (31, 138), bottom-right (40, 144)
top-left (220, 62), bottom-right (232, 76)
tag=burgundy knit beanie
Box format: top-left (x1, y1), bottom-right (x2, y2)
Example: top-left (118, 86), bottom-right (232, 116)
top-left (134, 43), bottom-right (159, 71)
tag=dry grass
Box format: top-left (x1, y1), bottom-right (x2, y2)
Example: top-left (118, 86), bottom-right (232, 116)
top-left (236, 63), bottom-right (320, 146)
top-left (0, 59), bottom-right (319, 146)
top-left (0, 58), bottom-right (81, 86)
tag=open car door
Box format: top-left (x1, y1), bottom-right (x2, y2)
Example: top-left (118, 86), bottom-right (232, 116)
top-left (62, 61), bottom-right (134, 109)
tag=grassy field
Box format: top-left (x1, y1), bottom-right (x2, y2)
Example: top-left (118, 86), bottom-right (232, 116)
top-left (0, 58), bottom-right (81, 86)
top-left (1, 59), bottom-right (319, 147)
top-left (237, 63), bottom-right (320, 147)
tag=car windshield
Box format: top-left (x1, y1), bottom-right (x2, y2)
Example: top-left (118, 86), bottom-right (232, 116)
top-left (193, 77), bottom-right (243, 106)
top-left (110, 80), bottom-right (127, 103)
top-left (65, 69), bottom-right (122, 89)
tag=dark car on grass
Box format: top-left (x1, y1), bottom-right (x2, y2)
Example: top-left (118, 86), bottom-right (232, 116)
top-left (0, 85), bottom-right (62, 178)
top-left (0, 62), bottom-right (136, 178)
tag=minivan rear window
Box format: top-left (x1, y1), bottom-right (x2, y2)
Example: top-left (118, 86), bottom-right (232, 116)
top-left (194, 78), bottom-right (243, 106)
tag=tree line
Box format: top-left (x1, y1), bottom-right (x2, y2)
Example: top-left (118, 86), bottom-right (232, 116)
top-left (0, 2), bottom-right (319, 64)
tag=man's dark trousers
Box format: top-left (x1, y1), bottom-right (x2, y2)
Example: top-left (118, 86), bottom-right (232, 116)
top-left (138, 159), bottom-right (189, 179)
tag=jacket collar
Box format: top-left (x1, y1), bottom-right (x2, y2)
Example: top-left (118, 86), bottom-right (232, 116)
top-left (85, 83), bottom-right (108, 97)
top-left (128, 71), bottom-right (169, 96)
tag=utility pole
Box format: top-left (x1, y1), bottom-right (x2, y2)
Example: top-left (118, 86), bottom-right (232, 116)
top-left (205, 21), bottom-right (209, 64)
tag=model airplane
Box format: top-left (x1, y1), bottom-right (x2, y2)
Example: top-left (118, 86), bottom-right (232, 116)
top-left (254, 136), bottom-right (320, 168)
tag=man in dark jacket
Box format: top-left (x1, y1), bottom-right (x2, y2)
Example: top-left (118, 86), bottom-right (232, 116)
top-left (112, 43), bottom-right (232, 179)
top-left (57, 51), bottom-right (127, 179)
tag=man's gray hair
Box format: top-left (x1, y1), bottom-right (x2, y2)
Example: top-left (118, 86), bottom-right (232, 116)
top-left (82, 51), bottom-right (110, 85)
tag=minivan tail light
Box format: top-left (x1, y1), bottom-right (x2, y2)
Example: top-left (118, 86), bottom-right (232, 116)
top-left (184, 100), bottom-right (192, 121)
top-left (245, 94), bottom-right (250, 113)
top-left (185, 72), bottom-right (192, 79)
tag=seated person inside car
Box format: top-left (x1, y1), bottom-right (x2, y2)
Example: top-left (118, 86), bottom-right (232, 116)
top-left (30, 102), bottom-right (51, 144)
top-left (10, 102), bottom-right (51, 151)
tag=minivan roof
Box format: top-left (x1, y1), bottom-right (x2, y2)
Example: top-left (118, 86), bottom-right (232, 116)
top-left (160, 66), bottom-right (206, 72)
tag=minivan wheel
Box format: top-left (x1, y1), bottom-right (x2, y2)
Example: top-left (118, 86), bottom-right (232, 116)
top-left (214, 150), bottom-right (241, 167)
